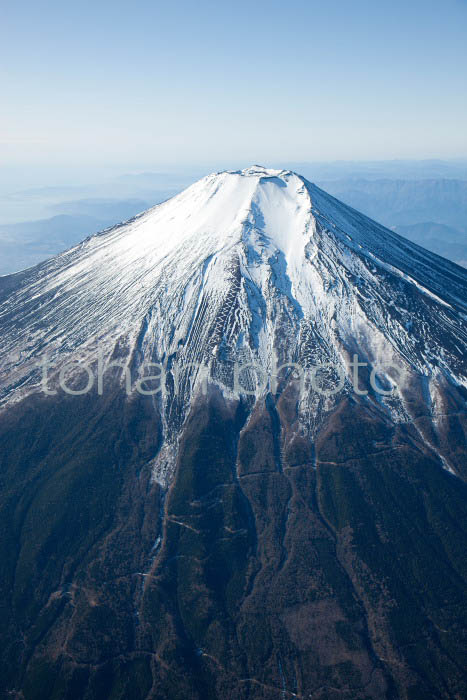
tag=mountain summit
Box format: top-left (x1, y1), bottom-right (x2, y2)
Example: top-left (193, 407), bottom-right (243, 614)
top-left (0, 168), bottom-right (466, 699)
top-left (1, 167), bottom-right (465, 471)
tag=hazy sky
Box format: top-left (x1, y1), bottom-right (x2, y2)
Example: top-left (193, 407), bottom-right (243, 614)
top-left (1, 0), bottom-right (467, 173)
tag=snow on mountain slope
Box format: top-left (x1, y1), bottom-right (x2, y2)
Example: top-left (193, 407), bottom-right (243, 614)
top-left (0, 166), bottom-right (466, 476)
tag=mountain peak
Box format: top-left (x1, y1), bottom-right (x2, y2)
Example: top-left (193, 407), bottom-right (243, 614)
top-left (0, 168), bottom-right (466, 441)
top-left (225, 164), bottom-right (295, 178)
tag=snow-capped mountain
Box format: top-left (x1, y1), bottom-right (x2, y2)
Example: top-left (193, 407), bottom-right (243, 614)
top-left (1, 167), bottom-right (467, 700)
top-left (1, 166), bottom-right (466, 476)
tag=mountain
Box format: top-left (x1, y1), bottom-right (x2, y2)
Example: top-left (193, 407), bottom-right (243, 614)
top-left (0, 166), bottom-right (466, 700)
top-left (3, 171), bottom-right (467, 277)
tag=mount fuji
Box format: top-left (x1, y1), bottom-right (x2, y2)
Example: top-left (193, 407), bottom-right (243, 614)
top-left (0, 166), bottom-right (466, 699)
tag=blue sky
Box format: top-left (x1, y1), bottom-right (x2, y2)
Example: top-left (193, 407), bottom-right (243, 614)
top-left (1, 0), bottom-right (467, 174)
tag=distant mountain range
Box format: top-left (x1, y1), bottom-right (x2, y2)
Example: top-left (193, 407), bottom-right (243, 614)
top-left (0, 199), bottom-right (155, 274)
top-left (318, 178), bottom-right (467, 228)
top-left (393, 222), bottom-right (467, 268)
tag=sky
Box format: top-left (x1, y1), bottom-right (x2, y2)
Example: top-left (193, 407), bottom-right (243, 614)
top-left (1, 0), bottom-right (467, 178)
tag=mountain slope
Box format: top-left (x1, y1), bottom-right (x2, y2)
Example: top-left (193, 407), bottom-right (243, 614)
top-left (0, 166), bottom-right (466, 699)
top-left (393, 222), bottom-right (467, 268)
